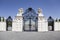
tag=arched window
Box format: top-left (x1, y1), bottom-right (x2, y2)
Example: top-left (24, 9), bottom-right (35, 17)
top-left (22, 8), bottom-right (38, 31)
top-left (6, 16), bottom-right (12, 31)
top-left (48, 16), bottom-right (54, 31)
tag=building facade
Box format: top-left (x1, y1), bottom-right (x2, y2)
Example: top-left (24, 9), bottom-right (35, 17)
top-left (0, 8), bottom-right (60, 32)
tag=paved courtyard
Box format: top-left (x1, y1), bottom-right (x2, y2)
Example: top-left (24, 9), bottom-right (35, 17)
top-left (0, 31), bottom-right (60, 40)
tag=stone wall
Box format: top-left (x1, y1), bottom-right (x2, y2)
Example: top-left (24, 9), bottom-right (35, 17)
top-left (54, 22), bottom-right (60, 31)
top-left (0, 22), bottom-right (6, 31)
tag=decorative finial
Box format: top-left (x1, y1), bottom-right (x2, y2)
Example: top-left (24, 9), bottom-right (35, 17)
top-left (18, 8), bottom-right (23, 13)
top-left (38, 8), bottom-right (42, 13)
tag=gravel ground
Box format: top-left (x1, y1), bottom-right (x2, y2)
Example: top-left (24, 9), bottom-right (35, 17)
top-left (0, 31), bottom-right (60, 40)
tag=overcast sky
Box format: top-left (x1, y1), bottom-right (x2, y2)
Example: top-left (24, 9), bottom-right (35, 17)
top-left (0, 0), bottom-right (60, 19)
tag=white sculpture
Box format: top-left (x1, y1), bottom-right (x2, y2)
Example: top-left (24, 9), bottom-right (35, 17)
top-left (38, 8), bottom-right (42, 13)
top-left (38, 8), bottom-right (44, 17)
top-left (17, 8), bottom-right (23, 16)
top-left (18, 8), bottom-right (23, 13)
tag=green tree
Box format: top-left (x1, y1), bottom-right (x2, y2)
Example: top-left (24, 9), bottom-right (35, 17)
top-left (59, 19), bottom-right (60, 22)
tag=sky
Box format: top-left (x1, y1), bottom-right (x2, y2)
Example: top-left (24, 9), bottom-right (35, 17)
top-left (0, 0), bottom-right (60, 19)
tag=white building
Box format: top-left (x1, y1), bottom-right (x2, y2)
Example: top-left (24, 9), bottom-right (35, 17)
top-left (0, 8), bottom-right (60, 32)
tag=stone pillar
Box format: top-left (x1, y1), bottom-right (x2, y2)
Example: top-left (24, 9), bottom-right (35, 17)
top-left (12, 8), bottom-right (23, 32)
top-left (19, 16), bottom-right (23, 31)
top-left (38, 8), bottom-right (43, 32)
top-left (12, 19), bottom-right (23, 31)
top-left (38, 17), bottom-right (42, 31)
top-left (38, 18), bottom-right (48, 32)
top-left (38, 8), bottom-right (48, 32)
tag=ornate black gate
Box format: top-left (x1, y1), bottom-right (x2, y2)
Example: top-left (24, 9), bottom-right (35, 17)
top-left (48, 16), bottom-right (54, 31)
top-left (22, 8), bottom-right (38, 31)
top-left (6, 16), bottom-right (12, 31)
